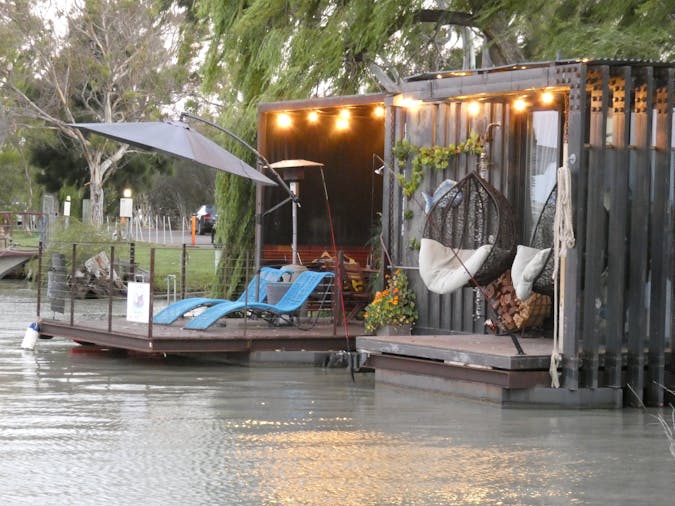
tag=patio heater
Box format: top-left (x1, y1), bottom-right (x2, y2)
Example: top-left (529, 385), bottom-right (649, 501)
top-left (268, 159), bottom-right (325, 265)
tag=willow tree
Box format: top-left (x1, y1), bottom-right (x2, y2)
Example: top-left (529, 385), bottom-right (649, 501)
top-left (195, 0), bottom-right (675, 296)
top-left (0, 0), bottom-right (193, 226)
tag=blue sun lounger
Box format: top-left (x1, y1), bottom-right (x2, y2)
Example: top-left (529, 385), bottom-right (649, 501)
top-left (152, 267), bottom-right (289, 325)
top-left (184, 270), bottom-right (334, 330)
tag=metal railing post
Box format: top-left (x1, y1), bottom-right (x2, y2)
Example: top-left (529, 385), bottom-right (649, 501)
top-left (36, 241), bottom-right (43, 318)
top-left (70, 243), bottom-right (77, 326)
top-left (108, 245), bottom-right (115, 332)
top-left (148, 248), bottom-right (155, 339)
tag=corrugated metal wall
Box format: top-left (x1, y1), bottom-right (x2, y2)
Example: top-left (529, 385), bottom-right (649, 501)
top-left (384, 61), bottom-right (674, 405)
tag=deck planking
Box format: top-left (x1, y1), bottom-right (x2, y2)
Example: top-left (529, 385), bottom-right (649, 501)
top-left (38, 317), bottom-right (360, 354)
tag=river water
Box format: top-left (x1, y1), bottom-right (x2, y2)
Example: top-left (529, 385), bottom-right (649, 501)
top-left (0, 280), bottom-right (673, 505)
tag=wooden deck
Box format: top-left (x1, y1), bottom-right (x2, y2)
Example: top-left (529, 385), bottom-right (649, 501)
top-left (37, 317), bottom-right (360, 356)
top-left (356, 333), bottom-right (624, 408)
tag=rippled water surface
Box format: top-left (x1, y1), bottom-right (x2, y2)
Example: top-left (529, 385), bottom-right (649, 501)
top-left (0, 280), bottom-right (673, 505)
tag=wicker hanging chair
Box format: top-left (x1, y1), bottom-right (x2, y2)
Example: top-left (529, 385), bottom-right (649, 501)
top-left (419, 171), bottom-right (516, 294)
top-left (510, 185), bottom-right (557, 300)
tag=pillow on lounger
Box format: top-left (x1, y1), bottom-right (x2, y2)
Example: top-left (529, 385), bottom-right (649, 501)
top-left (419, 238), bottom-right (493, 294)
top-left (510, 245), bottom-right (551, 300)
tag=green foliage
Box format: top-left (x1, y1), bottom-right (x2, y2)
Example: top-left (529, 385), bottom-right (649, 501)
top-left (213, 172), bottom-right (256, 299)
top-left (41, 219), bottom-right (115, 274)
top-left (394, 131), bottom-right (483, 198)
top-left (524, 0), bottom-right (675, 61)
top-left (0, 143), bottom-right (39, 210)
top-left (364, 269), bottom-right (418, 333)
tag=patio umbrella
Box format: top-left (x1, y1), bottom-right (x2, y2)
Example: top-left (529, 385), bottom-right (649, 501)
top-left (268, 159), bottom-right (325, 264)
top-left (71, 121), bottom-right (277, 186)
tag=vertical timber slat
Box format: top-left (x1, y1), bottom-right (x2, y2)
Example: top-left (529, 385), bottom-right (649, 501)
top-left (626, 68), bottom-right (654, 406)
top-left (646, 68), bottom-right (674, 406)
top-left (606, 67), bottom-right (632, 389)
top-left (581, 67), bottom-right (609, 389)
top-left (562, 63), bottom-right (587, 390)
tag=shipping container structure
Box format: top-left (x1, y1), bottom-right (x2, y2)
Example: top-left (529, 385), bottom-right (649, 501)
top-left (258, 60), bottom-right (675, 407)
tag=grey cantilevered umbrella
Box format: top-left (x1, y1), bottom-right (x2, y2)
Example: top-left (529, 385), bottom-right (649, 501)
top-left (71, 121), bottom-right (277, 186)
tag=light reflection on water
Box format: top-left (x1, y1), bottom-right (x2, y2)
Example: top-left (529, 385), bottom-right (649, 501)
top-left (0, 280), bottom-right (672, 505)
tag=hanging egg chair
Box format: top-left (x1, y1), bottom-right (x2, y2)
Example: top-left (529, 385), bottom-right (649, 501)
top-left (419, 171), bottom-right (516, 294)
top-left (510, 185), bottom-right (557, 300)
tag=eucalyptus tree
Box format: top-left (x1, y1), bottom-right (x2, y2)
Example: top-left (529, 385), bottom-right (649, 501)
top-left (0, 0), bottom-right (195, 226)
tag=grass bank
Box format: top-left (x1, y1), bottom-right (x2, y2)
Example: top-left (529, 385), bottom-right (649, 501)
top-left (22, 223), bottom-right (222, 296)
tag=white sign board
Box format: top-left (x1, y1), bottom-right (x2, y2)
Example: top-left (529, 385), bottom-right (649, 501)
top-left (126, 282), bottom-right (150, 323)
top-left (120, 197), bottom-right (133, 218)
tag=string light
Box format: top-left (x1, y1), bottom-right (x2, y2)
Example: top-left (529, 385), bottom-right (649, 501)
top-left (513, 98), bottom-right (528, 112)
top-left (307, 111), bottom-right (319, 123)
top-left (373, 105), bottom-right (385, 118)
top-left (393, 95), bottom-right (422, 109)
top-left (467, 101), bottom-right (480, 117)
top-left (540, 91), bottom-right (555, 105)
top-left (277, 113), bottom-right (292, 128)
top-left (335, 117), bottom-right (349, 130)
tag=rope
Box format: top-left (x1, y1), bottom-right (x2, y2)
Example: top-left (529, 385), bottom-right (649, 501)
top-left (551, 156), bottom-right (575, 388)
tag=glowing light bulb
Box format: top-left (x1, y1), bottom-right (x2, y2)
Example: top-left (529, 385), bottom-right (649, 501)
top-left (336, 117), bottom-right (349, 130)
top-left (307, 111), bottom-right (319, 123)
top-left (513, 98), bottom-right (528, 112)
top-left (373, 105), bottom-right (385, 118)
top-left (467, 101), bottom-right (480, 116)
top-left (339, 109), bottom-right (350, 119)
top-left (541, 91), bottom-right (555, 105)
top-left (277, 113), bottom-right (292, 128)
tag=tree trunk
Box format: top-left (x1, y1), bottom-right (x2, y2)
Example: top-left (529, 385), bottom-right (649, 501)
top-left (89, 174), bottom-right (105, 227)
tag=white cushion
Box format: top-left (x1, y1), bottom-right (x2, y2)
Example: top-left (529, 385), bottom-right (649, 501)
top-left (419, 238), bottom-right (493, 294)
top-left (511, 245), bottom-right (551, 300)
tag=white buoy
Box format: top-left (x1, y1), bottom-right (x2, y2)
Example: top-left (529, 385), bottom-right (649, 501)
top-left (21, 322), bottom-right (40, 350)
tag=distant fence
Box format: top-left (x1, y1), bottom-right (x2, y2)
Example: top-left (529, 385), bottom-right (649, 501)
top-left (0, 211), bottom-right (47, 247)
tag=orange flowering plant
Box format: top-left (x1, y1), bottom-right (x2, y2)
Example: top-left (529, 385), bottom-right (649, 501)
top-left (364, 269), bottom-right (418, 333)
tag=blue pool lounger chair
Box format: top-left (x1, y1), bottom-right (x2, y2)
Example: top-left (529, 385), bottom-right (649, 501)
top-left (152, 267), bottom-right (289, 325)
top-left (184, 270), bottom-right (334, 330)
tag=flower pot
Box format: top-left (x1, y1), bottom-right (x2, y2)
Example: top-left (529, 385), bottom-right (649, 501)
top-left (375, 324), bottom-right (412, 337)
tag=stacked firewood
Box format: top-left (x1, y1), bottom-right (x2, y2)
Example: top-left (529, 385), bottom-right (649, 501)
top-left (484, 270), bottom-right (551, 331)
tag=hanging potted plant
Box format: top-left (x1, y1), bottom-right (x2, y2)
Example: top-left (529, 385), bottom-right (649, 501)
top-left (364, 269), bottom-right (418, 335)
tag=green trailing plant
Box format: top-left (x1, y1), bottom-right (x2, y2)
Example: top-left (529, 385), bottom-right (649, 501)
top-left (393, 131), bottom-right (484, 198)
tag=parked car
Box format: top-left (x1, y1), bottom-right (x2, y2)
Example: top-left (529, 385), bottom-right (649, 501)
top-left (193, 205), bottom-right (217, 235)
